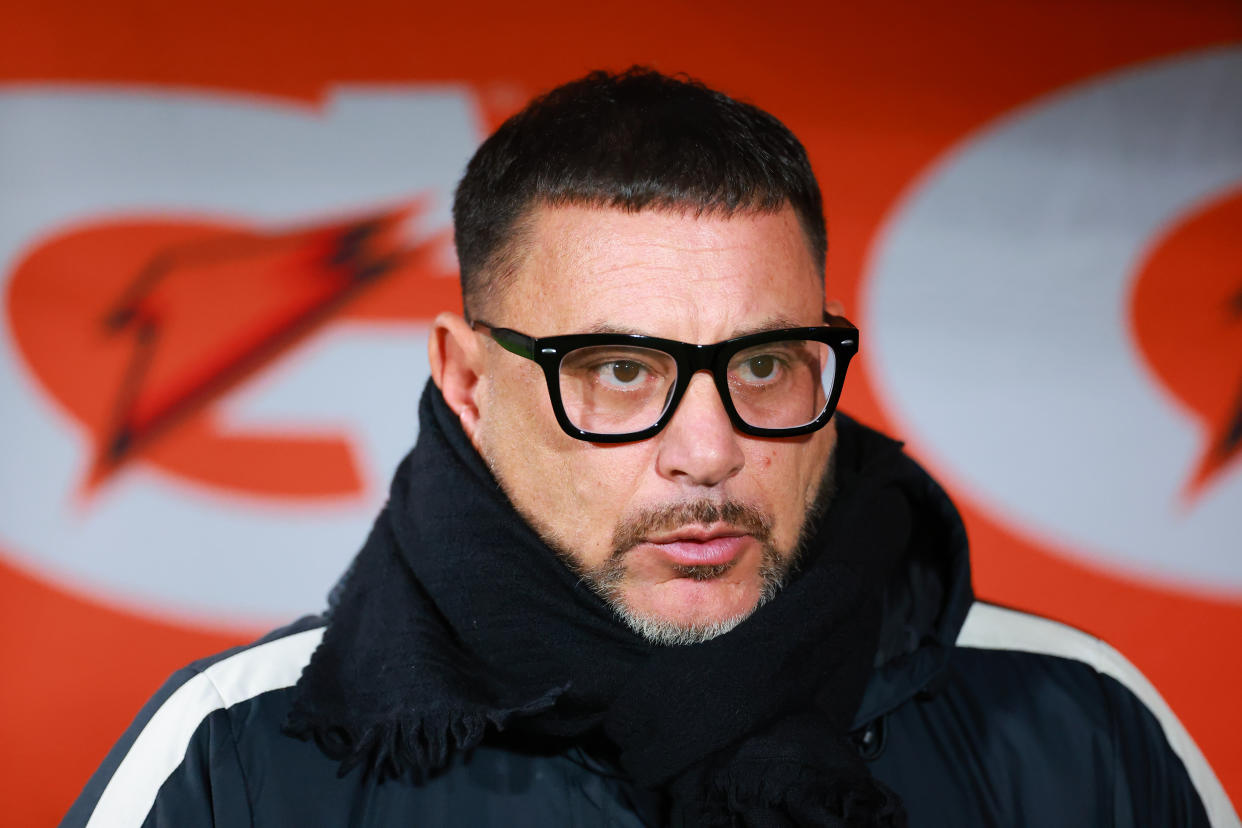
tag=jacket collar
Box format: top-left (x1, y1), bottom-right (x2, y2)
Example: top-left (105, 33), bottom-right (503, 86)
top-left (844, 417), bottom-right (974, 728)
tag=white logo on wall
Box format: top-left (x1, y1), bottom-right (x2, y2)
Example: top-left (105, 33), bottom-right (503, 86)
top-left (0, 86), bottom-right (481, 627)
top-left (865, 47), bottom-right (1242, 594)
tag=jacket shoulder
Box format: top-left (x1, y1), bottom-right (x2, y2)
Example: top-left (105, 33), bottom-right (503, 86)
top-left (60, 617), bottom-right (326, 828)
top-left (954, 602), bottom-right (1237, 827)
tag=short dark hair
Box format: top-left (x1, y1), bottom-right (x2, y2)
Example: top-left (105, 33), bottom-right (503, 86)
top-left (451, 67), bottom-right (827, 319)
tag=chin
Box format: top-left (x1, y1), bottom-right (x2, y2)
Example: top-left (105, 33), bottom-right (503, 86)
top-left (608, 577), bottom-right (769, 647)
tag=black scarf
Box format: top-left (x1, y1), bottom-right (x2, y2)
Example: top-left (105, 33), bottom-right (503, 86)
top-left (287, 384), bottom-right (909, 826)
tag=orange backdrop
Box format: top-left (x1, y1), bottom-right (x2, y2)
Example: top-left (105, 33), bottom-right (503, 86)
top-left (1, 2), bottom-right (1239, 824)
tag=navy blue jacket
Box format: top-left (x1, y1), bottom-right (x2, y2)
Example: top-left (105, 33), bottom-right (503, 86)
top-left (62, 458), bottom-right (1238, 827)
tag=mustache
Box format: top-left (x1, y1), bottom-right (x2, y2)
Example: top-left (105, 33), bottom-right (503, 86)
top-left (610, 499), bottom-right (773, 557)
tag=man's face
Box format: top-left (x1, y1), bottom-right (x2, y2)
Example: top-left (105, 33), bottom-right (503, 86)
top-left (472, 204), bottom-right (836, 643)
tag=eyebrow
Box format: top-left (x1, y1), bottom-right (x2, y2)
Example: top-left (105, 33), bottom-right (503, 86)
top-left (580, 314), bottom-right (811, 339)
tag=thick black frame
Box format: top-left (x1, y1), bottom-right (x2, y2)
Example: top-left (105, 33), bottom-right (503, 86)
top-left (471, 314), bottom-right (858, 443)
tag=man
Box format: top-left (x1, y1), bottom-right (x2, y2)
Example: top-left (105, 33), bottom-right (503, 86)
top-left (64, 69), bottom-right (1234, 827)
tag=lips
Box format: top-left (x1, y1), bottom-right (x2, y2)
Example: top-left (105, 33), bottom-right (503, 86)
top-left (642, 525), bottom-right (752, 568)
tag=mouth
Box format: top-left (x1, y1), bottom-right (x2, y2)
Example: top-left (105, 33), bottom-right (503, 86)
top-left (640, 524), bottom-right (753, 568)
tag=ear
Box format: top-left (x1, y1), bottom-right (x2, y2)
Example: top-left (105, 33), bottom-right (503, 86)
top-left (429, 311), bottom-right (486, 444)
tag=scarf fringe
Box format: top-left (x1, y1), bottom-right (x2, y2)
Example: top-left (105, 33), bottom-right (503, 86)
top-left (284, 688), bottom-right (565, 782)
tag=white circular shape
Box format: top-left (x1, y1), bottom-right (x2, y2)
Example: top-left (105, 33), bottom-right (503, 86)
top-left (865, 47), bottom-right (1242, 594)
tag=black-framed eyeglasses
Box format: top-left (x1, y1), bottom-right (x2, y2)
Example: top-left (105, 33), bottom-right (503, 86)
top-left (471, 314), bottom-right (858, 443)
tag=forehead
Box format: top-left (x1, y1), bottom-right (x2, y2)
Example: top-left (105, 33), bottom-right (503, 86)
top-left (500, 205), bottom-right (823, 339)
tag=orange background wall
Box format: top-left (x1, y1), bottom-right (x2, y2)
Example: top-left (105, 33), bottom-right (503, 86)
top-left (1, 2), bottom-right (1239, 824)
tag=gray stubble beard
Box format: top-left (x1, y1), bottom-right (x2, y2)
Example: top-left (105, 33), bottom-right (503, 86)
top-left (588, 538), bottom-right (788, 646)
top-left (582, 454), bottom-right (838, 647)
top-left (481, 422), bottom-right (838, 647)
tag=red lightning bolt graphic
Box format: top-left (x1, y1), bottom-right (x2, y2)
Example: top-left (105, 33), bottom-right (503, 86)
top-left (1187, 285), bottom-right (1242, 496)
top-left (1131, 186), bottom-right (1242, 504)
top-left (87, 203), bottom-right (436, 492)
top-left (6, 198), bottom-right (458, 500)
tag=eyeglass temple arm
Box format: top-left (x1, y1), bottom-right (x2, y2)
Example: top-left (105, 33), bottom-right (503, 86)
top-left (823, 309), bottom-right (853, 326)
top-left (471, 321), bottom-right (536, 360)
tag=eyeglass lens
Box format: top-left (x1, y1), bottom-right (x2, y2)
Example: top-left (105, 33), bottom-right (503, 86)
top-left (556, 340), bottom-right (836, 434)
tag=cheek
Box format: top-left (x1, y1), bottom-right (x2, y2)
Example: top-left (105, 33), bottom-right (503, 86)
top-left (480, 369), bottom-right (654, 564)
top-left (746, 446), bottom-right (786, 490)
top-left (560, 447), bottom-right (655, 557)
top-left (477, 370), bottom-right (567, 500)
top-left (751, 438), bottom-right (832, 540)
top-left (480, 360), bottom-right (565, 463)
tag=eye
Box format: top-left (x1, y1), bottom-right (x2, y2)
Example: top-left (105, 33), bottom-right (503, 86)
top-left (734, 353), bottom-right (785, 384)
top-left (742, 355), bottom-right (776, 380)
top-left (596, 359), bottom-right (649, 388)
top-left (561, 345), bottom-right (673, 396)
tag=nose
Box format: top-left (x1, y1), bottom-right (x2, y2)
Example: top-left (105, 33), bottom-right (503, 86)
top-left (655, 371), bottom-right (745, 487)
